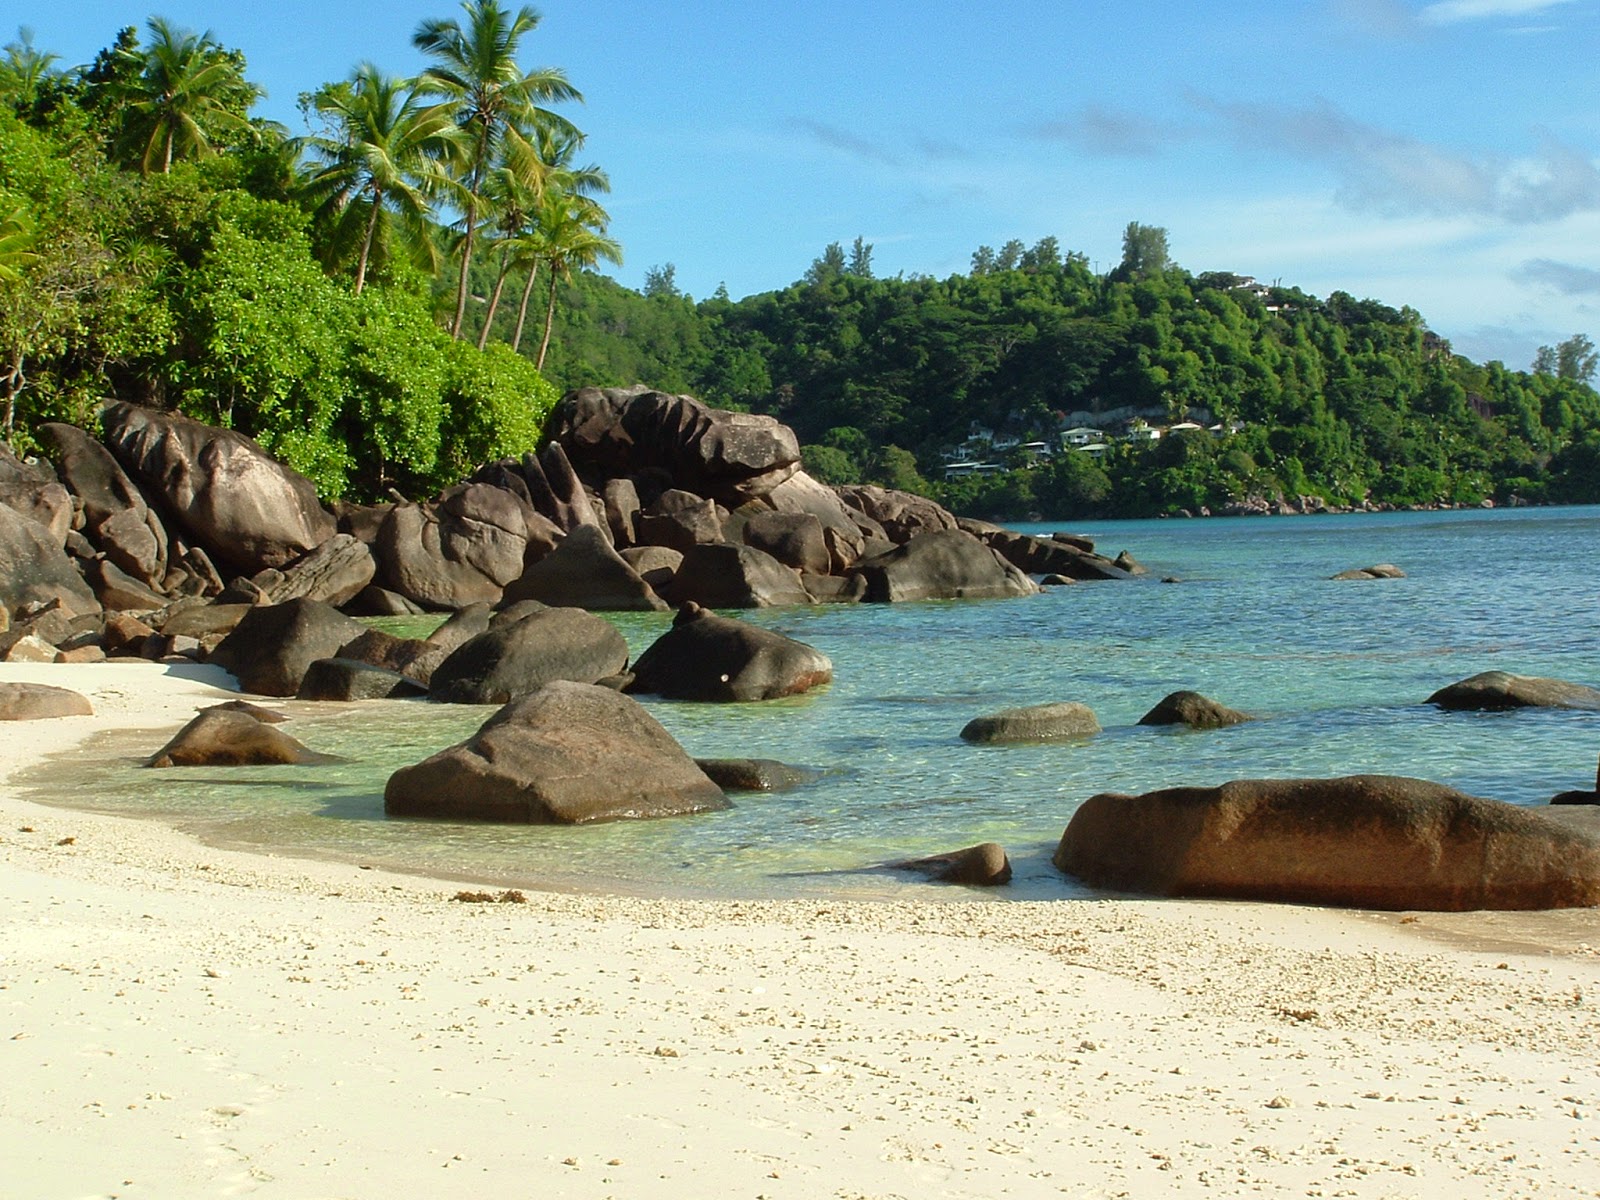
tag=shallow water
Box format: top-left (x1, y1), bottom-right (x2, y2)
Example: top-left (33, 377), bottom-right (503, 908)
top-left (23, 505), bottom-right (1600, 901)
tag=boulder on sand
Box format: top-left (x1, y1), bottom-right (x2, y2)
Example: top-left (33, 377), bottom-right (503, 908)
top-left (1055, 774), bottom-right (1600, 911)
top-left (628, 602), bottom-right (832, 702)
top-left (384, 681), bottom-right (731, 824)
top-left (0, 681), bottom-right (93, 721)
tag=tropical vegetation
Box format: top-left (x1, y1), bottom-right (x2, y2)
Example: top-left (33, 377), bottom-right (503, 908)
top-left (3, 10), bottom-right (1599, 519)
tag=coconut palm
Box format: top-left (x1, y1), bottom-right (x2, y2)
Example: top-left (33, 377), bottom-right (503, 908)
top-left (477, 131), bottom-right (609, 350)
top-left (112, 17), bottom-right (263, 174)
top-left (532, 189), bottom-right (620, 370)
top-left (0, 27), bottom-right (62, 114)
top-left (300, 65), bottom-right (462, 295)
top-left (0, 207), bottom-right (38, 284)
top-left (412, 0), bottom-right (580, 338)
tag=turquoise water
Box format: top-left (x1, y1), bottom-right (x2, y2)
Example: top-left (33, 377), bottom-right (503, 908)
top-left (27, 505), bottom-right (1600, 900)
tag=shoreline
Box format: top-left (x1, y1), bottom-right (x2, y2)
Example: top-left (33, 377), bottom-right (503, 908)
top-left (4, 661), bottom-right (1600, 1197)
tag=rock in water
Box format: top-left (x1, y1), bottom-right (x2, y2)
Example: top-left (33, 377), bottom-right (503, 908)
top-left (891, 842), bottom-right (1013, 886)
top-left (1426, 671), bottom-right (1600, 711)
top-left (849, 529), bottom-right (1037, 603)
top-left (961, 702), bottom-right (1100, 743)
top-left (384, 681), bottom-right (731, 824)
top-left (146, 709), bottom-right (331, 767)
top-left (629, 603), bottom-right (832, 702)
top-left (1055, 774), bottom-right (1600, 911)
top-left (427, 606), bottom-right (629, 704)
top-left (1137, 691), bottom-right (1253, 729)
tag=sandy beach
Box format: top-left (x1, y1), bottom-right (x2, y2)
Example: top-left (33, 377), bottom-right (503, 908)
top-left (2, 661), bottom-right (1598, 1199)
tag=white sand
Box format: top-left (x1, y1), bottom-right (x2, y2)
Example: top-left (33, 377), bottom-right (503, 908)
top-left (3, 661), bottom-right (1598, 1199)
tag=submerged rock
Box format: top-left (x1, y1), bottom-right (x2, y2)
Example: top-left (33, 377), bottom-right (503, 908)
top-left (891, 842), bottom-right (1013, 887)
top-left (1426, 671), bottom-right (1600, 712)
top-left (960, 702), bottom-right (1100, 744)
top-left (694, 758), bottom-right (821, 792)
top-left (146, 708), bottom-right (332, 768)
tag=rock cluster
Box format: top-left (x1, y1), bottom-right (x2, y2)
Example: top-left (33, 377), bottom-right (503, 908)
top-left (2, 387), bottom-right (1144, 669)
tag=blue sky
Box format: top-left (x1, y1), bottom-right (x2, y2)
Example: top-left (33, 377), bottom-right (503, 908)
top-left (14, 0), bottom-right (1600, 368)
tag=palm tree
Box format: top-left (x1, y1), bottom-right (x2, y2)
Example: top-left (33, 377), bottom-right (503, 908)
top-left (532, 189), bottom-right (620, 370)
top-left (412, 0), bottom-right (580, 338)
top-left (479, 130), bottom-right (609, 351)
top-left (0, 27), bottom-right (61, 114)
top-left (112, 17), bottom-right (263, 174)
top-left (299, 65), bottom-right (461, 295)
top-left (0, 207), bottom-right (38, 284)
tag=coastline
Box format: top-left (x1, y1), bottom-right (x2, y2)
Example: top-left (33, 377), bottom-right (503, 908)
top-left (3, 661), bottom-right (1599, 1197)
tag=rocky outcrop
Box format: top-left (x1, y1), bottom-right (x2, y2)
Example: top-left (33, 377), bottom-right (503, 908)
top-left (835, 485), bottom-right (957, 543)
top-left (36, 422), bottom-right (171, 589)
top-left (1426, 672), bottom-right (1600, 712)
top-left (547, 385), bottom-right (801, 503)
top-left (146, 708), bottom-right (331, 767)
top-left (376, 484), bottom-right (540, 610)
top-left (296, 658), bottom-right (429, 701)
top-left (384, 681), bottom-right (731, 823)
top-left (960, 701), bottom-right (1100, 743)
top-left (972, 526), bottom-right (1136, 581)
top-left (850, 530), bottom-right (1037, 603)
top-left (1055, 774), bottom-right (1600, 911)
top-left (740, 511), bottom-right (831, 575)
top-left (427, 605), bottom-right (630, 704)
top-left (629, 602), bottom-right (832, 702)
top-left (218, 533), bottom-right (375, 608)
top-left (99, 402), bottom-right (335, 576)
top-left (1138, 691), bottom-right (1253, 729)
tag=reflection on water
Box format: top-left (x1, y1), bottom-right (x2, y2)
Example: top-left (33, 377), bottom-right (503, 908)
top-left (18, 505), bottom-right (1600, 901)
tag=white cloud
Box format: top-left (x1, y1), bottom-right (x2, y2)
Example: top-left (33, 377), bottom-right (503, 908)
top-left (1420, 0), bottom-right (1579, 25)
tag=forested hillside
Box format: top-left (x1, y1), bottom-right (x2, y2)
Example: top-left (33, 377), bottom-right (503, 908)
top-left (519, 233), bottom-right (1600, 519)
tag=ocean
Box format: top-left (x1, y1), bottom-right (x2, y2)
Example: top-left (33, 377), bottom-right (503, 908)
top-left (23, 505), bottom-right (1600, 901)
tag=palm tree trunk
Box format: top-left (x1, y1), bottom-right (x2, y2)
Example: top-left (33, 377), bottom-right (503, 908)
top-left (511, 263), bottom-right (539, 354)
top-left (354, 184), bottom-right (383, 297)
top-left (450, 198), bottom-right (477, 339)
top-left (536, 266), bottom-right (560, 371)
top-left (477, 251), bottom-right (511, 351)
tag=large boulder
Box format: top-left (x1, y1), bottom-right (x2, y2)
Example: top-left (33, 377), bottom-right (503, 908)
top-left (207, 598), bottom-right (369, 696)
top-left (0, 681), bottom-right (93, 720)
top-left (98, 402), bottom-right (334, 576)
top-left (500, 524), bottom-right (667, 611)
top-left (146, 708), bottom-right (330, 767)
top-left (36, 422), bottom-right (171, 588)
top-left (961, 701), bottom-right (1100, 743)
top-left (1138, 691), bottom-right (1253, 729)
top-left (376, 484), bottom-right (540, 610)
top-left (740, 510), bottom-right (831, 575)
top-left (628, 602), bottom-right (832, 702)
top-left (384, 681), bottom-right (731, 824)
top-left (1055, 774), bottom-right (1600, 911)
top-left (427, 605), bottom-right (630, 704)
top-left (1426, 671), bottom-right (1600, 712)
top-left (849, 529), bottom-right (1038, 603)
top-left (659, 542), bottom-right (814, 608)
top-left (296, 658), bottom-right (428, 701)
top-left (0, 505), bottom-right (101, 617)
top-left (635, 489), bottom-right (728, 554)
top-left (547, 386), bottom-right (802, 503)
